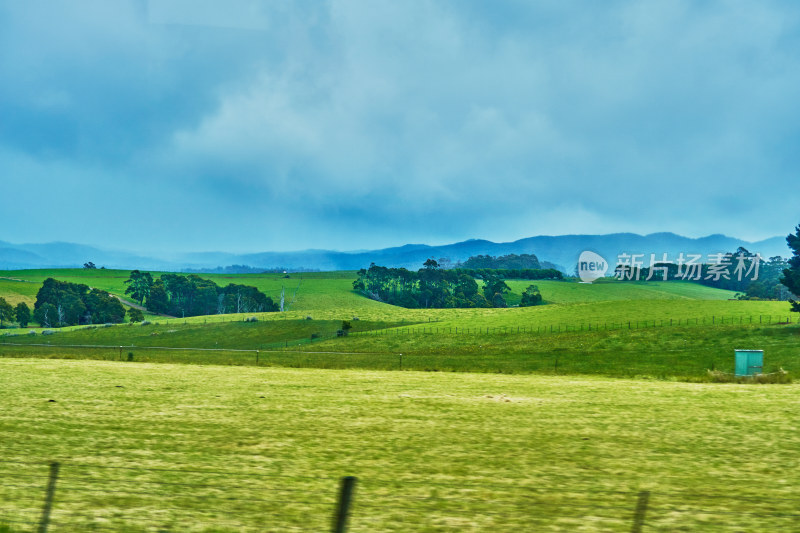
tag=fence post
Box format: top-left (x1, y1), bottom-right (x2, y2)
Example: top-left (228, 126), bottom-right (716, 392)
top-left (631, 490), bottom-right (650, 533)
top-left (38, 461), bottom-right (60, 533)
top-left (256, 350), bottom-right (259, 365)
top-left (333, 476), bottom-right (357, 533)
top-left (399, 353), bottom-right (403, 371)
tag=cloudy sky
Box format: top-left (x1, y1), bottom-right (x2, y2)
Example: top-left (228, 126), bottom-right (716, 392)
top-left (2, 1), bottom-right (799, 253)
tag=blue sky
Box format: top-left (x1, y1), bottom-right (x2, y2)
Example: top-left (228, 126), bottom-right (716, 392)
top-left (2, 0), bottom-right (799, 253)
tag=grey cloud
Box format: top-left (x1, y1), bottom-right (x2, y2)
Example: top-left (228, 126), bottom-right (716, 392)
top-left (2, 1), bottom-right (799, 252)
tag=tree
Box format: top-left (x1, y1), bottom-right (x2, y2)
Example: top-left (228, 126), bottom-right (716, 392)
top-left (128, 308), bottom-right (144, 323)
top-left (83, 261), bottom-right (96, 269)
top-left (124, 270), bottom-right (153, 306)
top-left (520, 285), bottom-right (543, 307)
top-left (483, 273), bottom-right (510, 308)
top-left (34, 302), bottom-right (56, 328)
top-left (147, 280), bottom-right (169, 314)
top-left (0, 297), bottom-right (13, 327)
top-left (781, 224), bottom-right (800, 312)
top-left (15, 302), bottom-right (31, 327)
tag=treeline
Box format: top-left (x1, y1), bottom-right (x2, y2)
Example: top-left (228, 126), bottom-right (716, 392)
top-left (461, 253), bottom-right (541, 269)
top-left (33, 278), bottom-right (126, 327)
top-left (621, 249), bottom-right (792, 300)
top-left (452, 267), bottom-right (562, 281)
top-left (181, 265), bottom-right (320, 274)
top-left (125, 271), bottom-right (278, 317)
top-left (353, 260), bottom-right (544, 309)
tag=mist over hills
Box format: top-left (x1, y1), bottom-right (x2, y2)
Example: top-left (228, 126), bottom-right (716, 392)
top-left (0, 233), bottom-right (789, 273)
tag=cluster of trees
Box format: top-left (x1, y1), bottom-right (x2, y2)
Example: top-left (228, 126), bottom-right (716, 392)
top-left (622, 249), bottom-right (791, 300)
top-left (33, 278), bottom-right (126, 327)
top-left (353, 260), bottom-right (544, 309)
top-left (125, 271), bottom-right (278, 317)
top-left (520, 285), bottom-right (543, 306)
top-left (0, 299), bottom-right (32, 328)
top-left (461, 253), bottom-right (541, 269)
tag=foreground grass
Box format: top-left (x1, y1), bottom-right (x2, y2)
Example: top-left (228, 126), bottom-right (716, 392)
top-left (1, 359), bottom-right (799, 532)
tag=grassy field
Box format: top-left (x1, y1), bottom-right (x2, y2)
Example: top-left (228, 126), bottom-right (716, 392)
top-left (2, 268), bottom-right (777, 321)
top-left (1, 359), bottom-right (799, 532)
top-left (1, 319), bottom-right (798, 379)
top-left (1, 268), bottom-right (793, 329)
top-left (1, 270), bottom-right (798, 531)
top-left (1, 268), bottom-right (797, 380)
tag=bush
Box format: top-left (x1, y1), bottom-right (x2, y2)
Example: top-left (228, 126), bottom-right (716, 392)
top-left (128, 308), bottom-right (144, 323)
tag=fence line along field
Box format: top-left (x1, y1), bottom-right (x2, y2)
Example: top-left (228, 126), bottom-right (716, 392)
top-left (2, 359), bottom-right (800, 532)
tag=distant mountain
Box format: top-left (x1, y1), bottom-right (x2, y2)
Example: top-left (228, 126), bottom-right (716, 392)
top-left (0, 240), bottom-right (173, 270)
top-left (0, 233), bottom-right (790, 273)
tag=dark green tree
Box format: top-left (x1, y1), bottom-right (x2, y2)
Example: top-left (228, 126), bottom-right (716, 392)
top-left (520, 285), bottom-right (543, 306)
top-left (0, 297), bottom-right (13, 327)
top-left (15, 302), bottom-right (31, 327)
top-left (84, 289), bottom-right (126, 324)
top-left (128, 308), bottom-right (144, 323)
top-left (34, 302), bottom-right (56, 328)
top-left (482, 273), bottom-right (510, 302)
top-left (781, 224), bottom-right (800, 312)
top-left (146, 280), bottom-right (169, 314)
top-left (61, 293), bottom-right (87, 326)
top-left (124, 270), bottom-right (153, 306)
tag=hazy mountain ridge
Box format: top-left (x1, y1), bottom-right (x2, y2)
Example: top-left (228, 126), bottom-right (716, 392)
top-left (0, 233), bottom-right (789, 272)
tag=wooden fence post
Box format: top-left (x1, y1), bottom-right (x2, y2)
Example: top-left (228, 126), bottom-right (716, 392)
top-left (333, 476), bottom-right (357, 533)
top-left (631, 490), bottom-right (650, 533)
top-left (38, 461), bottom-right (60, 533)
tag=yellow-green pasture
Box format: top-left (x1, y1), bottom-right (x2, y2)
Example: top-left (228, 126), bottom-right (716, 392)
top-left (1, 359), bottom-right (799, 532)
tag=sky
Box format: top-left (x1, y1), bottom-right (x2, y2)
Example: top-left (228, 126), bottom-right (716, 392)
top-left (2, 0), bottom-right (800, 253)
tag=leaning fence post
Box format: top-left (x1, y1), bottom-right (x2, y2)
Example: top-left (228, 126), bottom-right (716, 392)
top-left (333, 476), bottom-right (357, 533)
top-left (38, 461), bottom-right (60, 533)
top-left (631, 490), bottom-right (650, 533)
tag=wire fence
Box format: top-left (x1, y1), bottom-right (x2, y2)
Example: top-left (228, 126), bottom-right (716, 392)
top-left (1, 459), bottom-right (798, 532)
top-left (348, 314), bottom-right (798, 337)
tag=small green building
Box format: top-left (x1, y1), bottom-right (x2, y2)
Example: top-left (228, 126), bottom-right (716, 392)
top-left (734, 349), bottom-right (763, 377)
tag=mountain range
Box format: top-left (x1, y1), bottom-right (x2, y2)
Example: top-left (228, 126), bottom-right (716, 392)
top-left (0, 233), bottom-right (789, 273)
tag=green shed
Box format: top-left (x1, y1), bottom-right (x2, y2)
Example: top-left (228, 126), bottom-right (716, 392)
top-left (734, 349), bottom-right (763, 377)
